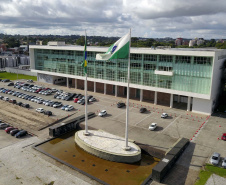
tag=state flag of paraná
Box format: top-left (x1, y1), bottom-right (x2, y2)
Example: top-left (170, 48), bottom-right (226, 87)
top-left (96, 32), bottom-right (130, 61)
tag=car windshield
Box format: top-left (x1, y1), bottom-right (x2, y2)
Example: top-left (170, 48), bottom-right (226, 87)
top-left (212, 156), bottom-right (219, 160)
top-left (224, 159), bottom-right (226, 163)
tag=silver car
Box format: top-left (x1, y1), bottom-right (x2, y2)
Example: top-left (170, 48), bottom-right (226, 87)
top-left (210, 152), bottom-right (220, 165)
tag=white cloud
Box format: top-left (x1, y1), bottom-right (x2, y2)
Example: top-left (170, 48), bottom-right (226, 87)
top-left (0, 0), bottom-right (225, 39)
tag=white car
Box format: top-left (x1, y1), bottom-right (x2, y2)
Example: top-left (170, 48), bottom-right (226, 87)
top-left (161, 113), bottom-right (168, 119)
top-left (210, 152), bottom-right (220, 165)
top-left (65, 105), bottom-right (74, 111)
top-left (222, 157), bottom-right (226, 168)
top-left (149, 123), bottom-right (157, 131)
top-left (3, 97), bottom-right (9, 101)
top-left (36, 108), bottom-right (44, 113)
top-left (98, 110), bottom-right (107, 117)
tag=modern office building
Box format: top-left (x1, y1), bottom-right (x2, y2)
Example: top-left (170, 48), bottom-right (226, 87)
top-left (29, 42), bottom-right (226, 115)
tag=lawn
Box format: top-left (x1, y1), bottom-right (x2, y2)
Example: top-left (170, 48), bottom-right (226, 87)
top-left (195, 164), bottom-right (226, 185)
top-left (0, 72), bottom-right (37, 81)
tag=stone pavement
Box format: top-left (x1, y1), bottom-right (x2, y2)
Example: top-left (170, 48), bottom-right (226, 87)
top-left (205, 174), bottom-right (226, 185)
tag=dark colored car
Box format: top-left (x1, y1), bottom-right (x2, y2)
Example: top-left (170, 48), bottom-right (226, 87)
top-left (2, 79), bottom-right (10, 83)
top-left (15, 130), bottom-right (28, 138)
top-left (43, 110), bottom-right (53, 116)
top-left (0, 95), bottom-right (4, 100)
top-left (17, 102), bottom-right (23, 106)
top-left (117, 102), bottom-right (126, 108)
top-left (22, 103), bottom-right (30, 108)
top-left (74, 94), bottom-right (81, 98)
top-left (10, 129), bottom-right (20, 136)
top-left (7, 82), bottom-right (14, 86)
top-left (139, 107), bottom-right (147, 113)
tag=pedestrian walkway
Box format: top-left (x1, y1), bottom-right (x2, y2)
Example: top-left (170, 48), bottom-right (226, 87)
top-left (205, 174), bottom-right (226, 185)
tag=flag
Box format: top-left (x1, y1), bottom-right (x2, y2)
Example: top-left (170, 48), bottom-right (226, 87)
top-left (82, 34), bottom-right (87, 74)
top-left (96, 32), bottom-right (130, 61)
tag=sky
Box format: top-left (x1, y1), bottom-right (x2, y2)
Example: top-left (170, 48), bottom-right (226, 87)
top-left (0, 0), bottom-right (226, 39)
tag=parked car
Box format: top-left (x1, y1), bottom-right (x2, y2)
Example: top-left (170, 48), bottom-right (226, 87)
top-left (89, 97), bottom-right (96, 102)
top-left (65, 105), bottom-right (74, 111)
top-left (7, 82), bottom-right (14, 86)
top-left (36, 108), bottom-right (44, 113)
top-left (117, 102), bottom-right (126, 108)
top-left (161, 113), bottom-right (168, 119)
top-left (149, 123), bottom-right (157, 131)
top-left (221, 133), bottom-right (226, 141)
top-left (53, 102), bottom-right (62, 108)
top-left (139, 107), bottom-right (147, 113)
top-left (15, 130), bottom-right (28, 138)
top-left (0, 123), bottom-right (10, 129)
top-left (10, 129), bottom-right (20, 136)
top-left (2, 79), bottom-right (10, 83)
top-left (74, 98), bottom-right (79, 103)
top-left (9, 99), bottom-right (17, 104)
top-left (5, 127), bottom-right (18, 134)
top-left (210, 152), bottom-right (220, 165)
top-left (61, 105), bottom-right (69, 110)
top-left (98, 110), bottom-right (107, 117)
top-left (0, 95), bottom-right (4, 100)
top-left (3, 97), bottom-right (9, 101)
top-left (16, 102), bottom-right (23, 106)
top-left (43, 110), bottom-right (52, 116)
top-left (27, 79), bottom-right (33, 83)
top-left (22, 103), bottom-right (30, 108)
top-left (222, 157), bottom-right (226, 168)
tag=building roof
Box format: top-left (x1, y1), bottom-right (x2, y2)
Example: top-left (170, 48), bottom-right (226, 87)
top-left (29, 45), bottom-right (226, 57)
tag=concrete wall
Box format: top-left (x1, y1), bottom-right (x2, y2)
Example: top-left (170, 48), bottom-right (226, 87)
top-left (192, 98), bottom-right (212, 115)
top-left (37, 73), bottom-right (53, 84)
top-left (210, 51), bottom-right (226, 113)
top-left (5, 67), bottom-right (37, 76)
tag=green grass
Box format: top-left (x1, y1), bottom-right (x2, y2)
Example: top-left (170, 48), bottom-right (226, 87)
top-left (195, 164), bottom-right (226, 185)
top-left (0, 72), bottom-right (37, 81)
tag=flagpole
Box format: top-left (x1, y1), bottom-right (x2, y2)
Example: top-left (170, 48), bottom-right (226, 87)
top-left (84, 30), bottom-right (89, 136)
top-left (124, 28), bottom-right (131, 151)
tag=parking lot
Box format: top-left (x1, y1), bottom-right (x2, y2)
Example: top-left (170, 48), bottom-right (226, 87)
top-left (0, 79), bottom-right (226, 185)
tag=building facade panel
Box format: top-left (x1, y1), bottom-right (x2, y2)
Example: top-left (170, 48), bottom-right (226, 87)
top-left (29, 45), bottom-right (225, 115)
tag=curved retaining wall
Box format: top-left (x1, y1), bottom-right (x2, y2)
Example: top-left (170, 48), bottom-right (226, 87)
top-left (74, 131), bottom-right (141, 163)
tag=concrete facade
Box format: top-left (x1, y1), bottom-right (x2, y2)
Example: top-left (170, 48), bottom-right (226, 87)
top-left (29, 45), bottom-right (226, 115)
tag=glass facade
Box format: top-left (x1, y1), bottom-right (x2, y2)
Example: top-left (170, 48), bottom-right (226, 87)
top-left (34, 49), bottom-right (213, 95)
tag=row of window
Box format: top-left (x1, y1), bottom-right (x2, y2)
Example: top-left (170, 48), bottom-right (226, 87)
top-left (35, 50), bottom-right (212, 65)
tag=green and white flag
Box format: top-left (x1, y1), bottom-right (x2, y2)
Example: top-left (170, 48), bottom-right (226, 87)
top-left (96, 32), bottom-right (130, 61)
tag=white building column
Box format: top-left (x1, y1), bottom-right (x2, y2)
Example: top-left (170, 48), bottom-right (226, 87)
top-left (154, 91), bottom-right (157, 105)
top-left (67, 77), bottom-right (69, 88)
top-left (75, 79), bottom-right (77, 89)
top-left (115, 85), bottom-right (118, 97)
top-left (170, 94), bottom-right (173, 108)
top-left (187, 96), bottom-right (191, 111)
top-left (177, 95), bottom-right (180, 103)
top-left (104, 83), bottom-right (106, 95)
top-left (94, 82), bottom-right (96, 93)
top-left (140, 89), bottom-right (143, 102)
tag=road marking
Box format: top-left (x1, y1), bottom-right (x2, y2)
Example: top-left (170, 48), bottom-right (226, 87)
top-left (135, 114), bottom-right (152, 126)
top-left (161, 115), bottom-right (181, 133)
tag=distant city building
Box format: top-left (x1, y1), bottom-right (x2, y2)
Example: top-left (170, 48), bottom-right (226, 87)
top-left (197, 38), bottom-right (205, 46)
top-left (36, 40), bottom-right (43, 45)
top-left (189, 38), bottom-right (197, 47)
top-left (175, 38), bottom-right (183, 46)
